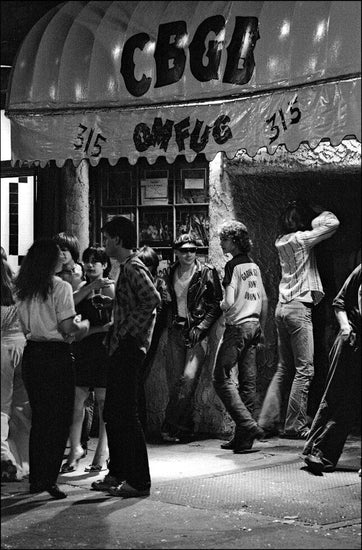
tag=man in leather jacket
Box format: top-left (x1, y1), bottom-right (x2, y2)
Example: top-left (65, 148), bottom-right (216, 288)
top-left (161, 234), bottom-right (222, 442)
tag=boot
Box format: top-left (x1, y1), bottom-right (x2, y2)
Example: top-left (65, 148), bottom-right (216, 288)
top-left (234, 425), bottom-right (264, 454)
top-left (220, 438), bottom-right (235, 450)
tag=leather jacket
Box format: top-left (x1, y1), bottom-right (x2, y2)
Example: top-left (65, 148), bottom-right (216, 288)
top-left (166, 259), bottom-right (223, 333)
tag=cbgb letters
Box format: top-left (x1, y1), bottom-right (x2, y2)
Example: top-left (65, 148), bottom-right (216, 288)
top-left (121, 15), bottom-right (260, 97)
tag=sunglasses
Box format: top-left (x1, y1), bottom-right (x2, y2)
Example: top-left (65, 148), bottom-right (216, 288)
top-left (178, 247), bottom-right (197, 254)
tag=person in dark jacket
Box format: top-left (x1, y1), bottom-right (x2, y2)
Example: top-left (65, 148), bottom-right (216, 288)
top-left (161, 234), bottom-right (223, 442)
top-left (301, 264), bottom-right (361, 475)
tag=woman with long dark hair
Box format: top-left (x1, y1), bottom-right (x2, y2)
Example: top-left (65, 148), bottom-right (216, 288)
top-left (14, 239), bottom-right (89, 499)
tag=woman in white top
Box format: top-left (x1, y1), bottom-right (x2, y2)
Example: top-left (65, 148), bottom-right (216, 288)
top-left (14, 239), bottom-right (89, 499)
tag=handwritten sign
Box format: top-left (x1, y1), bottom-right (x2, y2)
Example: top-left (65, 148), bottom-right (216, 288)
top-left (140, 178), bottom-right (168, 205)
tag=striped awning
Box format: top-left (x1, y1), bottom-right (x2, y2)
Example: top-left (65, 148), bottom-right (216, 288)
top-left (5, 0), bottom-right (361, 166)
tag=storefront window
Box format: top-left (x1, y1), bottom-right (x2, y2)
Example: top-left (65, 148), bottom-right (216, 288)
top-left (95, 155), bottom-right (209, 270)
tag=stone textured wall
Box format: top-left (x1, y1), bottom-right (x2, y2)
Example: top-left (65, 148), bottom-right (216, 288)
top-left (145, 141), bottom-right (361, 439)
top-left (62, 159), bottom-right (89, 254)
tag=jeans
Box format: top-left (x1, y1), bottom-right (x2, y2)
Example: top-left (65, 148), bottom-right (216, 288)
top-left (213, 322), bottom-right (261, 434)
top-left (163, 325), bottom-right (207, 434)
top-left (258, 301), bottom-right (314, 435)
top-left (1, 334), bottom-right (31, 478)
top-left (22, 341), bottom-right (75, 487)
top-left (103, 336), bottom-right (150, 491)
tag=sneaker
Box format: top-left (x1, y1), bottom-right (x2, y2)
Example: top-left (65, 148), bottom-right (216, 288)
top-left (108, 481), bottom-right (150, 498)
top-left (91, 474), bottom-right (120, 491)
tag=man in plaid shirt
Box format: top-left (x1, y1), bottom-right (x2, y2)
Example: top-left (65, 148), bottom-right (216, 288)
top-left (91, 216), bottom-right (160, 498)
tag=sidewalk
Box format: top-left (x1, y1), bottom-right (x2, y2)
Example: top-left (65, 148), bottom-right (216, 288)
top-left (1, 435), bottom-right (361, 549)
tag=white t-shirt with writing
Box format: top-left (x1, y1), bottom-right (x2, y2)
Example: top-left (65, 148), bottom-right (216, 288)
top-left (222, 255), bottom-right (265, 326)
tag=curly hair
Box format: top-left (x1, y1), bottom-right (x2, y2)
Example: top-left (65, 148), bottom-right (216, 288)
top-left (218, 220), bottom-right (252, 254)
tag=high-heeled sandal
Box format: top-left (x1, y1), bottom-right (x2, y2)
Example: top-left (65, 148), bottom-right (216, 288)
top-left (84, 459), bottom-right (109, 473)
top-left (60, 459), bottom-right (80, 473)
top-left (60, 450), bottom-right (84, 473)
top-left (84, 464), bottom-right (105, 472)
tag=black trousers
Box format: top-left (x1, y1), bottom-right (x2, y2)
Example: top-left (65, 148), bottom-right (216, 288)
top-left (103, 336), bottom-right (150, 491)
top-left (22, 341), bottom-right (75, 487)
top-left (302, 332), bottom-right (361, 467)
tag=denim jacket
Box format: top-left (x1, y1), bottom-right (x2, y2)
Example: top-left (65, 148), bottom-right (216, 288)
top-left (166, 259), bottom-right (223, 333)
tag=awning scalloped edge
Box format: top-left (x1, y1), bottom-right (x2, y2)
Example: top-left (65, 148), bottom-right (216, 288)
top-left (11, 133), bottom-right (361, 170)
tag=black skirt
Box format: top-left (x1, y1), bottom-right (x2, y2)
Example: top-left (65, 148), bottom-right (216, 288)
top-left (72, 333), bottom-right (109, 388)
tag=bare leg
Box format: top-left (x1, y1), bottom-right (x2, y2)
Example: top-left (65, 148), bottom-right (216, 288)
top-left (90, 388), bottom-right (109, 469)
top-left (61, 386), bottom-right (89, 472)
